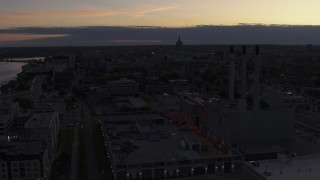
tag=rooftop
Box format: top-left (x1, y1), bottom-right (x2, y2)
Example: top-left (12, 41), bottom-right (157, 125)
top-left (108, 79), bottom-right (137, 86)
top-left (103, 112), bottom-right (228, 165)
top-left (238, 143), bottom-right (286, 155)
top-left (0, 114), bottom-right (12, 124)
top-left (247, 153), bottom-right (320, 180)
top-left (116, 97), bottom-right (148, 109)
top-left (25, 111), bottom-right (56, 129)
top-left (16, 112), bottom-right (31, 118)
top-left (0, 140), bottom-right (46, 156)
top-left (0, 101), bottom-right (18, 109)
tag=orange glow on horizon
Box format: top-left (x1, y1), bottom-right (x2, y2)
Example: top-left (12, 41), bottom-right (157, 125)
top-left (0, 34), bottom-right (69, 42)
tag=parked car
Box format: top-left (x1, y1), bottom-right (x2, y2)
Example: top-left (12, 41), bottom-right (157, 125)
top-left (264, 171), bottom-right (272, 176)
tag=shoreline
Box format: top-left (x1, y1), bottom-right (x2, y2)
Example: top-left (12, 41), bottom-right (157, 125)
top-left (0, 62), bottom-right (26, 88)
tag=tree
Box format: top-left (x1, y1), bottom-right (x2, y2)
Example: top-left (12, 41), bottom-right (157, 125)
top-left (17, 97), bottom-right (34, 109)
top-left (119, 104), bottom-right (131, 112)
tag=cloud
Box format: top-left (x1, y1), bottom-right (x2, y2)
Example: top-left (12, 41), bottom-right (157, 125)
top-left (0, 10), bottom-right (120, 19)
top-left (0, 3), bottom-right (179, 27)
top-left (0, 33), bottom-right (69, 42)
top-left (131, 4), bottom-right (179, 17)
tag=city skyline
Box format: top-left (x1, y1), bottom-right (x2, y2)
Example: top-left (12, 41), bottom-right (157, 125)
top-left (1, 1), bottom-right (320, 180)
top-left (1, 25), bottom-right (320, 47)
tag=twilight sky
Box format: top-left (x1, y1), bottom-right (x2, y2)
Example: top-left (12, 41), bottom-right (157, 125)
top-left (1, 0), bottom-right (320, 46)
top-left (1, 0), bottom-right (320, 28)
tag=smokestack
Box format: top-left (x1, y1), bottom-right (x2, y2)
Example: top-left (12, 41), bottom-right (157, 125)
top-left (237, 45), bottom-right (247, 111)
top-left (228, 45), bottom-right (235, 101)
top-left (241, 46), bottom-right (247, 99)
top-left (253, 45), bottom-right (260, 111)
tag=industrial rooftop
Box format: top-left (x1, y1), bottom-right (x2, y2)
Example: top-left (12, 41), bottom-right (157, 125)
top-left (103, 112), bottom-right (230, 165)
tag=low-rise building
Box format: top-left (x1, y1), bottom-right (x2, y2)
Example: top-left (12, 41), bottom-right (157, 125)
top-left (46, 55), bottom-right (75, 82)
top-left (169, 79), bottom-right (190, 93)
top-left (0, 101), bottom-right (19, 116)
top-left (115, 97), bottom-right (149, 112)
top-left (0, 101), bottom-right (20, 140)
top-left (180, 92), bottom-right (209, 135)
top-left (24, 111), bottom-right (60, 162)
top-left (0, 141), bottom-right (49, 180)
top-left (14, 112), bottom-right (32, 130)
top-left (0, 115), bottom-right (14, 138)
top-left (102, 112), bottom-right (243, 180)
top-left (107, 79), bottom-right (140, 96)
top-left (244, 153), bottom-right (320, 180)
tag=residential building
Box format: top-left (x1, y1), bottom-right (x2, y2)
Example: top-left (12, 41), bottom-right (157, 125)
top-left (24, 111), bottom-right (60, 162)
top-left (0, 101), bottom-right (19, 116)
top-left (0, 141), bottom-right (49, 180)
top-left (0, 115), bottom-right (14, 138)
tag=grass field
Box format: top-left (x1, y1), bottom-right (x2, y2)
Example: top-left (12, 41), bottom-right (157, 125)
top-left (49, 130), bottom-right (73, 180)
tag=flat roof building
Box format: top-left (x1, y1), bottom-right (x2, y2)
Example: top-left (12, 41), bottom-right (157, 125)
top-left (115, 97), bottom-right (149, 112)
top-left (244, 153), bottom-right (320, 180)
top-left (25, 111), bottom-right (60, 162)
top-left (102, 112), bottom-right (243, 180)
top-left (107, 79), bottom-right (140, 96)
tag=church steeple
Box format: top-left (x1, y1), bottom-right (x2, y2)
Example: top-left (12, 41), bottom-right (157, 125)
top-left (176, 36), bottom-right (184, 51)
top-left (176, 36), bottom-right (183, 47)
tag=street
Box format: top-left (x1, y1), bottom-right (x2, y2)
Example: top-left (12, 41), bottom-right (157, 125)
top-left (69, 121), bottom-right (80, 180)
top-left (82, 101), bottom-right (101, 180)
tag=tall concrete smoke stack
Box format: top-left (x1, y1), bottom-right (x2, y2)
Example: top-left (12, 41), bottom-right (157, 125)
top-left (238, 46), bottom-right (247, 111)
top-left (253, 45), bottom-right (260, 111)
top-left (241, 45), bottom-right (247, 99)
top-left (228, 45), bottom-right (235, 101)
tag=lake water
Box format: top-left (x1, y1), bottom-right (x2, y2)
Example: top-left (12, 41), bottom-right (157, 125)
top-left (0, 62), bottom-right (26, 85)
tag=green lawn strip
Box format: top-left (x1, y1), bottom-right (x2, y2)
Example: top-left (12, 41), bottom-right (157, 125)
top-left (84, 100), bottom-right (113, 179)
top-left (92, 119), bottom-right (114, 179)
top-left (86, 101), bottom-right (113, 179)
top-left (49, 130), bottom-right (73, 180)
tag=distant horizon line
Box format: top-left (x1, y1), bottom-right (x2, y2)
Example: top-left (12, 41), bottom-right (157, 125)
top-left (2, 23), bottom-right (320, 30)
top-left (2, 24), bottom-right (320, 47)
top-left (1, 44), bottom-right (317, 49)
